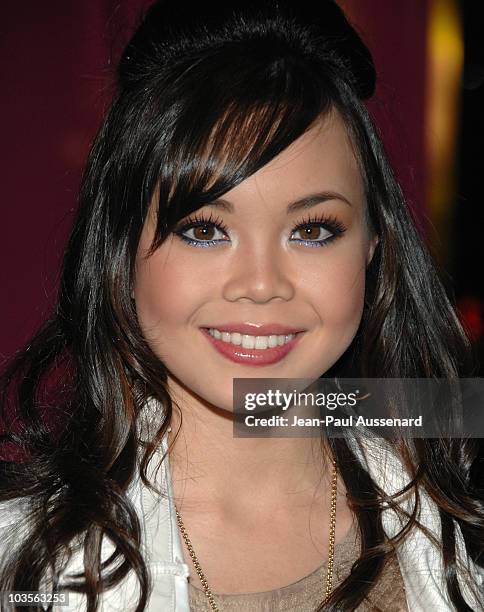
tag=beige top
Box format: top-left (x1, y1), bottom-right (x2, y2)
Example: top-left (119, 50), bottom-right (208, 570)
top-left (187, 519), bottom-right (408, 611)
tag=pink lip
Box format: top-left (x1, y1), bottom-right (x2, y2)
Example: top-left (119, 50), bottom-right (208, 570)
top-left (201, 328), bottom-right (304, 366)
top-left (203, 322), bottom-right (304, 336)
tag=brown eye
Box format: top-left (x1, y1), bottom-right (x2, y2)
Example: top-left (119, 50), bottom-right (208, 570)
top-left (290, 214), bottom-right (346, 248)
top-left (300, 224), bottom-right (321, 240)
top-left (293, 224), bottom-right (331, 241)
top-left (174, 219), bottom-right (229, 246)
top-left (193, 224), bottom-right (216, 240)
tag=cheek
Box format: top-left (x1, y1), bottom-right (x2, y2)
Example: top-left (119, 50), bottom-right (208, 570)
top-left (306, 247), bottom-right (367, 333)
top-left (133, 246), bottom-right (213, 339)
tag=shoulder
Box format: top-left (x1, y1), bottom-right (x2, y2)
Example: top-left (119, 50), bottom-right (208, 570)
top-left (0, 497), bottom-right (31, 529)
top-left (348, 434), bottom-right (484, 610)
top-left (0, 497), bottom-right (33, 573)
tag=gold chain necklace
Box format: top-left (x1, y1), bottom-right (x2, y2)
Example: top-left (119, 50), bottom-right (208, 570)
top-left (175, 457), bottom-right (338, 612)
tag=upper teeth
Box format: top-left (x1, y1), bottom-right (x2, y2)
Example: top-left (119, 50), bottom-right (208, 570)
top-left (208, 328), bottom-right (296, 349)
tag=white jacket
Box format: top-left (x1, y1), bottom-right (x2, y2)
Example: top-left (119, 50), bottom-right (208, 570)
top-left (1, 416), bottom-right (483, 611)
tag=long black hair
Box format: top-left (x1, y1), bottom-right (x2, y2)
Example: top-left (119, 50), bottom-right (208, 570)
top-left (1, 1), bottom-right (483, 610)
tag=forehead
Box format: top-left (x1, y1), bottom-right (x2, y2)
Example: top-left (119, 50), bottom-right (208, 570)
top-left (222, 110), bottom-right (364, 210)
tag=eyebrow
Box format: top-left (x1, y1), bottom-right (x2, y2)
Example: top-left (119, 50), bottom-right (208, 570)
top-left (205, 191), bottom-right (352, 213)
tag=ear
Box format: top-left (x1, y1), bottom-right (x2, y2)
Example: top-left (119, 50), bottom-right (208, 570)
top-left (366, 234), bottom-right (379, 267)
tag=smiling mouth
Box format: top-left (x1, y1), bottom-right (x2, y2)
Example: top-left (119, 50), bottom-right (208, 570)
top-left (205, 327), bottom-right (300, 349)
top-left (200, 328), bottom-right (304, 366)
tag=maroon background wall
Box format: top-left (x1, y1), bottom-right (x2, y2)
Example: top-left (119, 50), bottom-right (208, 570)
top-left (345, 0), bottom-right (428, 230)
top-left (0, 1), bottom-right (429, 362)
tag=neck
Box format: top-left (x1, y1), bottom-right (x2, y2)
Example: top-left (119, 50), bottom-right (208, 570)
top-left (164, 377), bottom-right (337, 517)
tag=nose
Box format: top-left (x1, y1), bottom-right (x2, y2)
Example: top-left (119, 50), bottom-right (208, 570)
top-left (222, 243), bottom-right (295, 303)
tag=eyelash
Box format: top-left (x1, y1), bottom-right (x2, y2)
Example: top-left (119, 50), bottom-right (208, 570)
top-left (173, 211), bottom-right (347, 248)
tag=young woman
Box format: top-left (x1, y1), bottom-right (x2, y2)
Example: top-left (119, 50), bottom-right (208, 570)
top-left (0, 1), bottom-right (483, 610)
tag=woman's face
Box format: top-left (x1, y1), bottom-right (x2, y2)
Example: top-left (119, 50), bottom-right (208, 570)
top-left (134, 111), bottom-right (378, 411)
